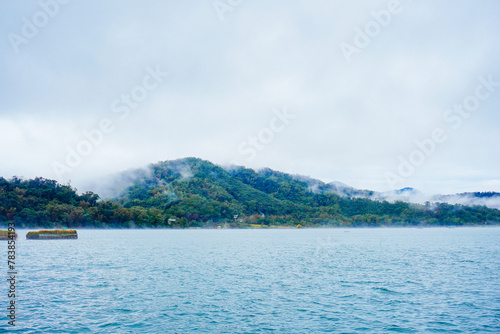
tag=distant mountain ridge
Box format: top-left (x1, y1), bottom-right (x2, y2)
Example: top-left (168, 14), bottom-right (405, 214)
top-left (290, 177), bottom-right (500, 210)
top-left (430, 192), bottom-right (500, 209)
top-left (286, 174), bottom-right (500, 210)
top-left (361, 188), bottom-right (500, 210)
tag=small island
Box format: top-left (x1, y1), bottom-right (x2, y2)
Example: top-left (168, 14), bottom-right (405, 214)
top-left (26, 229), bottom-right (78, 240)
top-left (0, 230), bottom-right (17, 240)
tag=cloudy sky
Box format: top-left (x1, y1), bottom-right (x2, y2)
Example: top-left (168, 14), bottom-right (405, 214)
top-left (1, 0), bottom-right (499, 195)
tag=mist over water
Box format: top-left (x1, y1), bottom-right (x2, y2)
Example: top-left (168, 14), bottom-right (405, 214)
top-left (6, 227), bottom-right (500, 333)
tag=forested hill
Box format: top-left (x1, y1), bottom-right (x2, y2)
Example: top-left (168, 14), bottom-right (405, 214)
top-left (1, 157), bottom-right (500, 228)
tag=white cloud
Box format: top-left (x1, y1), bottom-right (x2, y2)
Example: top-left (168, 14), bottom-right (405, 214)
top-left (0, 0), bottom-right (499, 195)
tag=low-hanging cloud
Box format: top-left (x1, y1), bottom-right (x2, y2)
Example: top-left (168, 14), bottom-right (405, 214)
top-left (1, 0), bottom-right (499, 196)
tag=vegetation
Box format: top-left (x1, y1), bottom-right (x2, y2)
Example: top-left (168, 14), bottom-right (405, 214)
top-left (1, 158), bottom-right (500, 228)
top-left (26, 229), bottom-right (77, 236)
top-left (26, 229), bottom-right (78, 239)
top-left (0, 230), bottom-right (17, 240)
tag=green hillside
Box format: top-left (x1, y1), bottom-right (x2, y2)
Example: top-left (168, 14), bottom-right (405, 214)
top-left (114, 158), bottom-right (500, 227)
top-left (1, 157), bottom-right (500, 228)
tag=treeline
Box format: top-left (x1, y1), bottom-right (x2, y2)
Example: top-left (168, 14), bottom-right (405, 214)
top-left (0, 177), bottom-right (162, 228)
top-left (1, 158), bottom-right (500, 228)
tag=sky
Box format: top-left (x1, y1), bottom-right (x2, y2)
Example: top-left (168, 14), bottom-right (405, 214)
top-left (1, 0), bottom-right (499, 196)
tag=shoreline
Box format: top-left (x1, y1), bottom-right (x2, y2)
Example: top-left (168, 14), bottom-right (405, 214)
top-left (3, 224), bottom-right (499, 232)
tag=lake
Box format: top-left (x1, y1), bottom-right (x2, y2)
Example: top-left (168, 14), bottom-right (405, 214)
top-left (2, 227), bottom-right (500, 333)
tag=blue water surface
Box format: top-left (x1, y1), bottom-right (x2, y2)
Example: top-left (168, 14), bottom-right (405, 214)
top-left (1, 227), bottom-right (499, 333)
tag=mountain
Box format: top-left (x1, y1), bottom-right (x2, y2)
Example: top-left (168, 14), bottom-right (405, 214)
top-left (100, 157), bottom-right (500, 227)
top-left (2, 157), bottom-right (500, 228)
top-left (292, 176), bottom-right (376, 199)
top-left (358, 188), bottom-right (500, 210)
top-left (431, 192), bottom-right (500, 209)
top-left (311, 180), bottom-right (500, 210)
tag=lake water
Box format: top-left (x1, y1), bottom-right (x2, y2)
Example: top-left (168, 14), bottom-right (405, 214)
top-left (2, 227), bottom-right (500, 333)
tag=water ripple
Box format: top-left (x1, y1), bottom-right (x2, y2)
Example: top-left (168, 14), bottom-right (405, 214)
top-left (2, 227), bottom-right (499, 333)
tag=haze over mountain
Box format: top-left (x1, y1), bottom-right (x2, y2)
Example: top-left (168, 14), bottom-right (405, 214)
top-left (90, 158), bottom-right (500, 210)
top-left (330, 185), bottom-right (500, 210)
